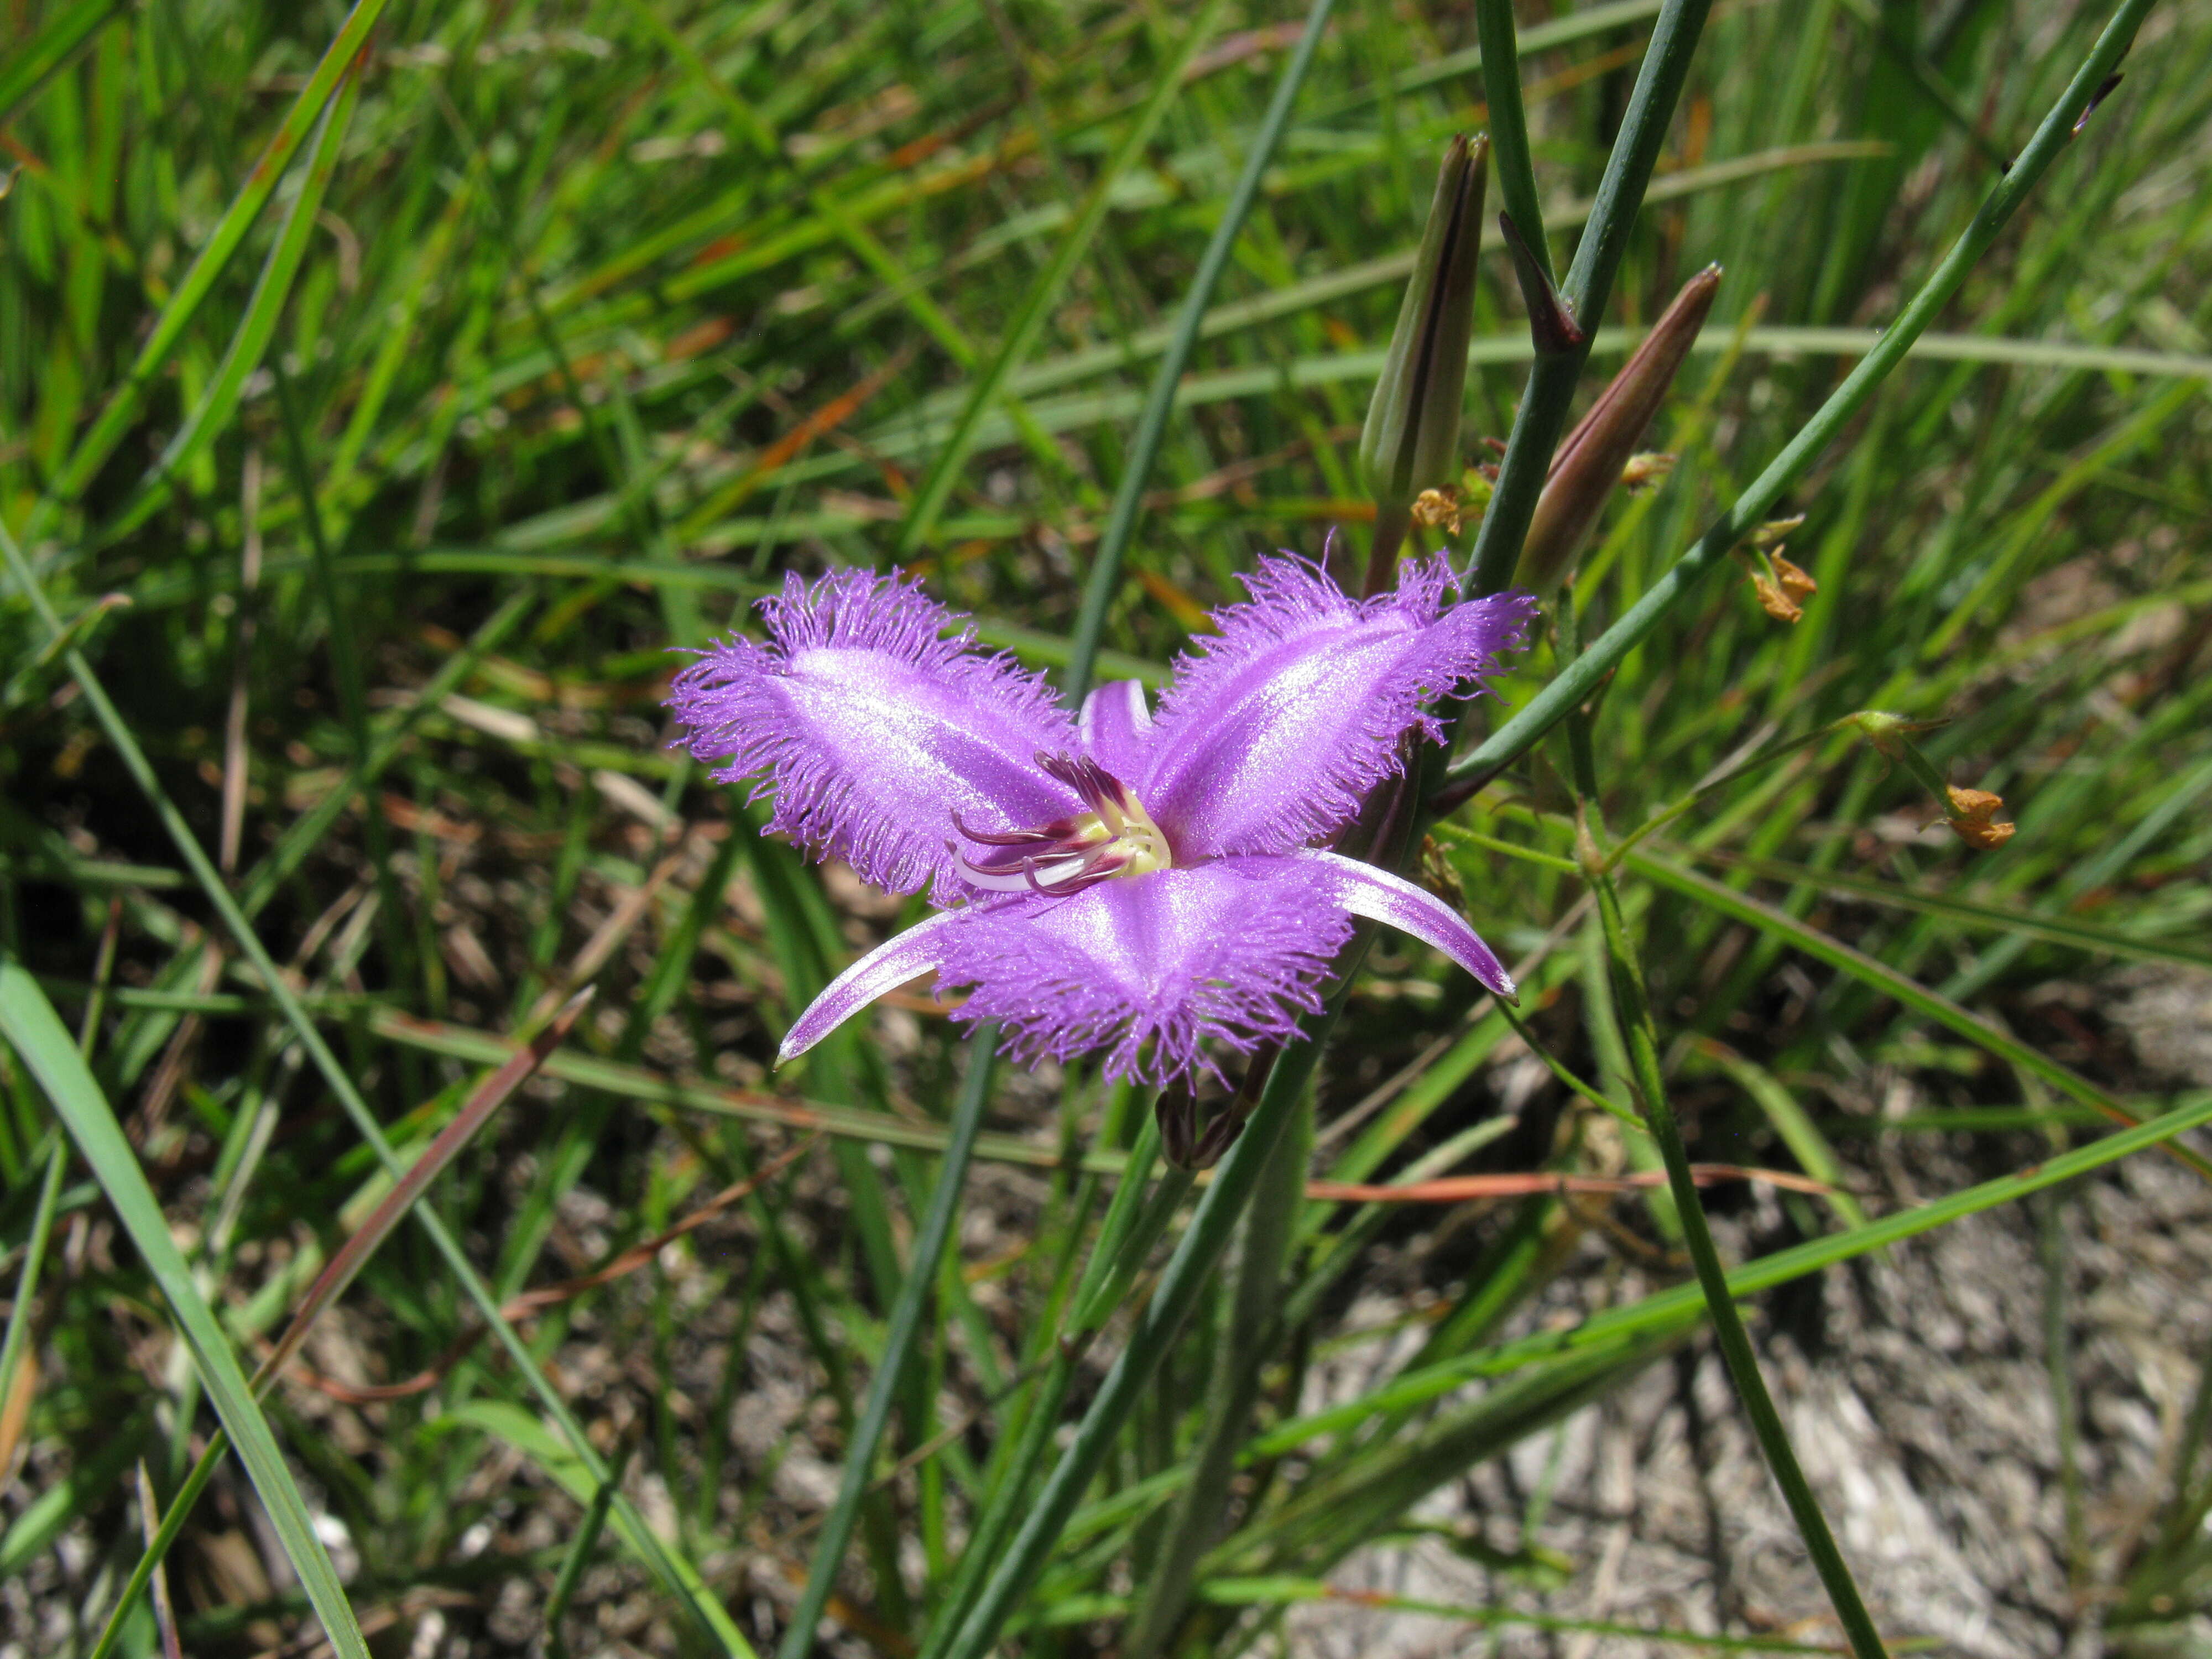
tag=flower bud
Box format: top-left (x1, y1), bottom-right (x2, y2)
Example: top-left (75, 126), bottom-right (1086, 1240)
top-left (1359, 134), bottom-right (1490, 508)
top-left (1515, 264), bottom-right (1722, 594)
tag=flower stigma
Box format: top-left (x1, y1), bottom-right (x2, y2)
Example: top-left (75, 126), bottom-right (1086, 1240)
top-left (952, 752), bottom-right (1172, 895)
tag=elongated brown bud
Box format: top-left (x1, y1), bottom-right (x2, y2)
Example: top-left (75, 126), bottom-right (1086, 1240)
top-left (1516, 264), bottom-right (1721, 594)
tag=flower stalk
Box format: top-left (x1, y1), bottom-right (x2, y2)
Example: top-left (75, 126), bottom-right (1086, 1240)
top-left (1855, 711), bottom-right (2017, 850)
top-left (1558, 615), bottom-right (1887, 1659)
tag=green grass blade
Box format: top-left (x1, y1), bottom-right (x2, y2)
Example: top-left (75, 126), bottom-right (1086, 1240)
top-left (1063, 0), bottom-right (1334, 701)
top-left (894, 0), bottom-right (1229, 556)
top-left (0, 1137), bottom-right (67, 1473)
top-left (1627, 848), bottom-right (2212, 1175)
top-left (103, 61), bottom-right (365, 540)
top-left (1687, 847), bottom-right (2212, 971)
top-left (1694, 1041), bottom-right (1867, 1228)
top-left (0, 0), bottom-right (128, 124)
top-left (1194, 1578), bottom-right (1900, 1652)
top-left (0, 961), bottom-right (373, 1659)
top-left (1255, 1084), bottom-right (2212, 1457)
top-left (35, 0), bottom-right (392, 523)
top-left (438, 1400), bottom-right (744, 1642)
top-left (779, 1039), bottom-right (998, 1659)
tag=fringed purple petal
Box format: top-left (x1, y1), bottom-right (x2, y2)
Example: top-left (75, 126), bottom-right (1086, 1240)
top-left (1292, 847), bottom-right (1515, 998)
top-left (936, 859), bottom-right (1353, 1086)
top-left (778, 909), bottom-right (966, 1066)
top-left (667, 568), bottom-right (1080, 900)
top-left (1141, 556), bottom-right (1536, 858)
top-left (1078, 679), bottom-right (1154, 781)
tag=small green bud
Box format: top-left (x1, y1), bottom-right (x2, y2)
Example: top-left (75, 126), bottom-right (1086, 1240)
top-left (1359, 134), bottom-right (1490, 508)
top-left (1515, 264), bottom-right (1722, 594)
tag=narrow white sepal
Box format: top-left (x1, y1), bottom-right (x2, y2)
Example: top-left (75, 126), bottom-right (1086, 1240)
top-left (1291, 846), bottom-right (1516, 999)
top-left (778, 909), bottom-right (967, 1065)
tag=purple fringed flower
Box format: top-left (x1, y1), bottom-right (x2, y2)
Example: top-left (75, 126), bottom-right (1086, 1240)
top-left (667, 555), bottom-right (1535, 1085)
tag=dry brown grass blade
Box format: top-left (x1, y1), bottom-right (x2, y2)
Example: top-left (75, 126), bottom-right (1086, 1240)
top-left (284, 1133), bottom-right (816, 1404)
top-left (133, 1460), bottom-right (185, 1659)
top-left (1304, 1162), bottom-right (1838, 1204)
top-left (0, 1347), bottom-right (38, 1481)
top-left (521, 840), bottom-right (688, 1029)
top-left (250, 988), bottom-right (596, 1394)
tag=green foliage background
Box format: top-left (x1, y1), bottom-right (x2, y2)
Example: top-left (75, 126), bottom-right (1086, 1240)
top-left (1, 0), bottom-right (2209, 1654)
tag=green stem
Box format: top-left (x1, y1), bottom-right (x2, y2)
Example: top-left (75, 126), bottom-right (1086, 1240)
top-left (546, 1442), bottom-right (634, 1659)
top-left (1121, 1095), bottom-right (1310, 1658)
top-left (895, 0), bottom-right (1230, 559)
top-left (1467, 0), bottom-right (1714, 596)
top-left (1589, 864), bottom-right (1888, 1657)
top-left (0, 1136), bottom-right (66, 1438)
top-left (1442, 0), bottom-right (2158, 789)
top-left (780, 1041), bottom-right (999, 1659)
top-left (1065, 0), bottom-right (1337, 701)
top-left (916, 1128), bottom-right (1172, 1659)
top-left (928, 991), bottom-right (1348, 1659)
top-left (1554, 589), bottom-right (1882, 1650)
top-left (1472, 0), bottom-right (1551, 286)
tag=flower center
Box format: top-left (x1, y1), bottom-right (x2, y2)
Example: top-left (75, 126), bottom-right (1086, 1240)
top-left (952, 753), bottom-right (1173, 895)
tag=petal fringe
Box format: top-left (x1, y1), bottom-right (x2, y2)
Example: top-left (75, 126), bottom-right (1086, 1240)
top-left (667, 568), bottom-right (1079, 900)
top-left (936, 859), bottom-right (1353, 1086)
top-left (1141, 556), bottom-right (1535, 859)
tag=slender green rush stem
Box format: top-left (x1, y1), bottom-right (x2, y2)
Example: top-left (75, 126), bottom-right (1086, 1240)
top-left (1121, 1091), bottom-right (1309, 1659)
top-left (1557, 626), bottom-right (1881, 1652)
top-left (930, 966), bottom-right (1363, 1659)
top-left (545, 1443), bottom-right (634, 1659)
top-left (917, 1130), bottom-right (1174, 1659)
top-left (1590, 863), bottom-right (1888, 1655)
top-left (1443, 0), bottom-right (2158, 791)
top-left (1472, 0), bottom-right (1551, 286)
top-left (895, 0), bottom-right (1229, 557)
top-left (1466, 0), bottom-right (1714, 596)
top-left (781, 1041), bottom-right (999, 1659)
top-left (1063, 0), bottom-right (1336, 701)
top-left (0, 523), bottom-right (758, 1658)
top-left (0, 1138), bottom-right (66, 1447)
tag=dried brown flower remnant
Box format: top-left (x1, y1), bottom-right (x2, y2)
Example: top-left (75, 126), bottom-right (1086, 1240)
top-left (1945, 786), bottom-right (2017, 850)
top-left (1411, 487), bottom-right (1462, 535)
top-left (1747, 551), bottom-right (1818, 622)
top-left (1750, 571), bottom-right (1801, 622)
